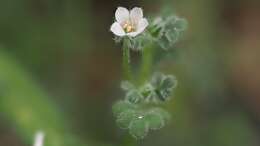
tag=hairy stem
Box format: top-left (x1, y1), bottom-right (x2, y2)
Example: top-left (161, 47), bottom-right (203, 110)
top-left (139, 44), bottom-right (154, 85)
top-left (122, 40), bottom-right (132, 81)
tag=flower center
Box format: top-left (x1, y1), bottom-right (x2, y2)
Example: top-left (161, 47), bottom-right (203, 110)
top-left (122, 21), bottom-right (135, 33)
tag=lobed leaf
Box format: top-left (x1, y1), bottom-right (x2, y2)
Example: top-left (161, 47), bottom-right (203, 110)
top-left (112, 100), bottom-right (137, 116)
top-left (116, 110), bottom-right (137, 129)
top-left (129, 116), bottom-right (149, 139)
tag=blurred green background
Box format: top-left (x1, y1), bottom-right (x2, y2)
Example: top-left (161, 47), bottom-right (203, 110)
top-left (0, 0), bottom-right (260, 146)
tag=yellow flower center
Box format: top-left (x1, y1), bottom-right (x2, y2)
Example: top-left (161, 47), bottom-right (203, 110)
top-left (123, 22), bottom-right (135, 33)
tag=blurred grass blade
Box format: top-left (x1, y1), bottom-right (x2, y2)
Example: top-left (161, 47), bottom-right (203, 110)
top-left (0, 49), bottom-right (88, 146)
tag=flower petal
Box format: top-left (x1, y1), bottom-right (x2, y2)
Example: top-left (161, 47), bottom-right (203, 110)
top-left (130, 7), bottom-right (143, 24)
top-left (136, 18), bottom-right (149, 33)
top-left (127, 18), bottom-right (148, 37)
top-left (110, 22), bottom-right (126, 36)
top-left (127, 32), bottom-right (140, 37)
top-left (115, 7), bottom-right (129, 23)
top-left (127, 18), bottom-right (149, 37)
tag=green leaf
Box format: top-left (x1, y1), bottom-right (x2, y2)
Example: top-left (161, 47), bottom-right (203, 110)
top-left (125, 90), bottom-right (143, 104)
top-left (174, 17), bottom-right (188, 31)
top-left (116, 110), bottom-right (137, 129)
top-left (160, 75), bottom-right (177, 90)
top-left (140, 83), bottom-right (157, 103)
top-left (149, 73), bottom-right (177, 102)
top-left (145, 112), bottom-right (165, 130)
top-left (129, 116), bottom-right (149, 139)
top-left (112, 100), bottom-right (136, 116)
top-left (149, 15), bottom-right (187, 50)
top-left (151, 72), bottom-right (164, 87)
top-left (157, 75), bottom-right (177, 101)
top-left (151, 108), bottom-right (171, 122)
top-left (149, 17), bottom-right (165, 39)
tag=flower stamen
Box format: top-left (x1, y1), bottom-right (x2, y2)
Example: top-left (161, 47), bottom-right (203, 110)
top-left (123, 22), bottom-right (135, 33)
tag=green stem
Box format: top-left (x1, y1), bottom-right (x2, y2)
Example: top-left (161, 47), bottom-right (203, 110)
top-left (122, 40), bottom-right (132, 81)
top-left (139, 44), bottom-right (154, 85)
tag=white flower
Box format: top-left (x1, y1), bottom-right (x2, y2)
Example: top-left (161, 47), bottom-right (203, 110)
top-left (33, 131), bottom-right (45, 146)
top-left (110, 7), bottom-right (149, 37)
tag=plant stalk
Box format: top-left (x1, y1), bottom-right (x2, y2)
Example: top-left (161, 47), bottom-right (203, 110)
top-left (139, 44), bottom-right (154, 85)
top-left (122, 40), bottom-right (132, 81)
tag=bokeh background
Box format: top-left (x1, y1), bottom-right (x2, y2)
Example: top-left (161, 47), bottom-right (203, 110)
top-left (0, 0), bottom-right (260, 146)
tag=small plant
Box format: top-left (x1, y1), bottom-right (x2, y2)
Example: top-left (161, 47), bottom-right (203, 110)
top-left (110, 6), bottom-right (187, 139)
